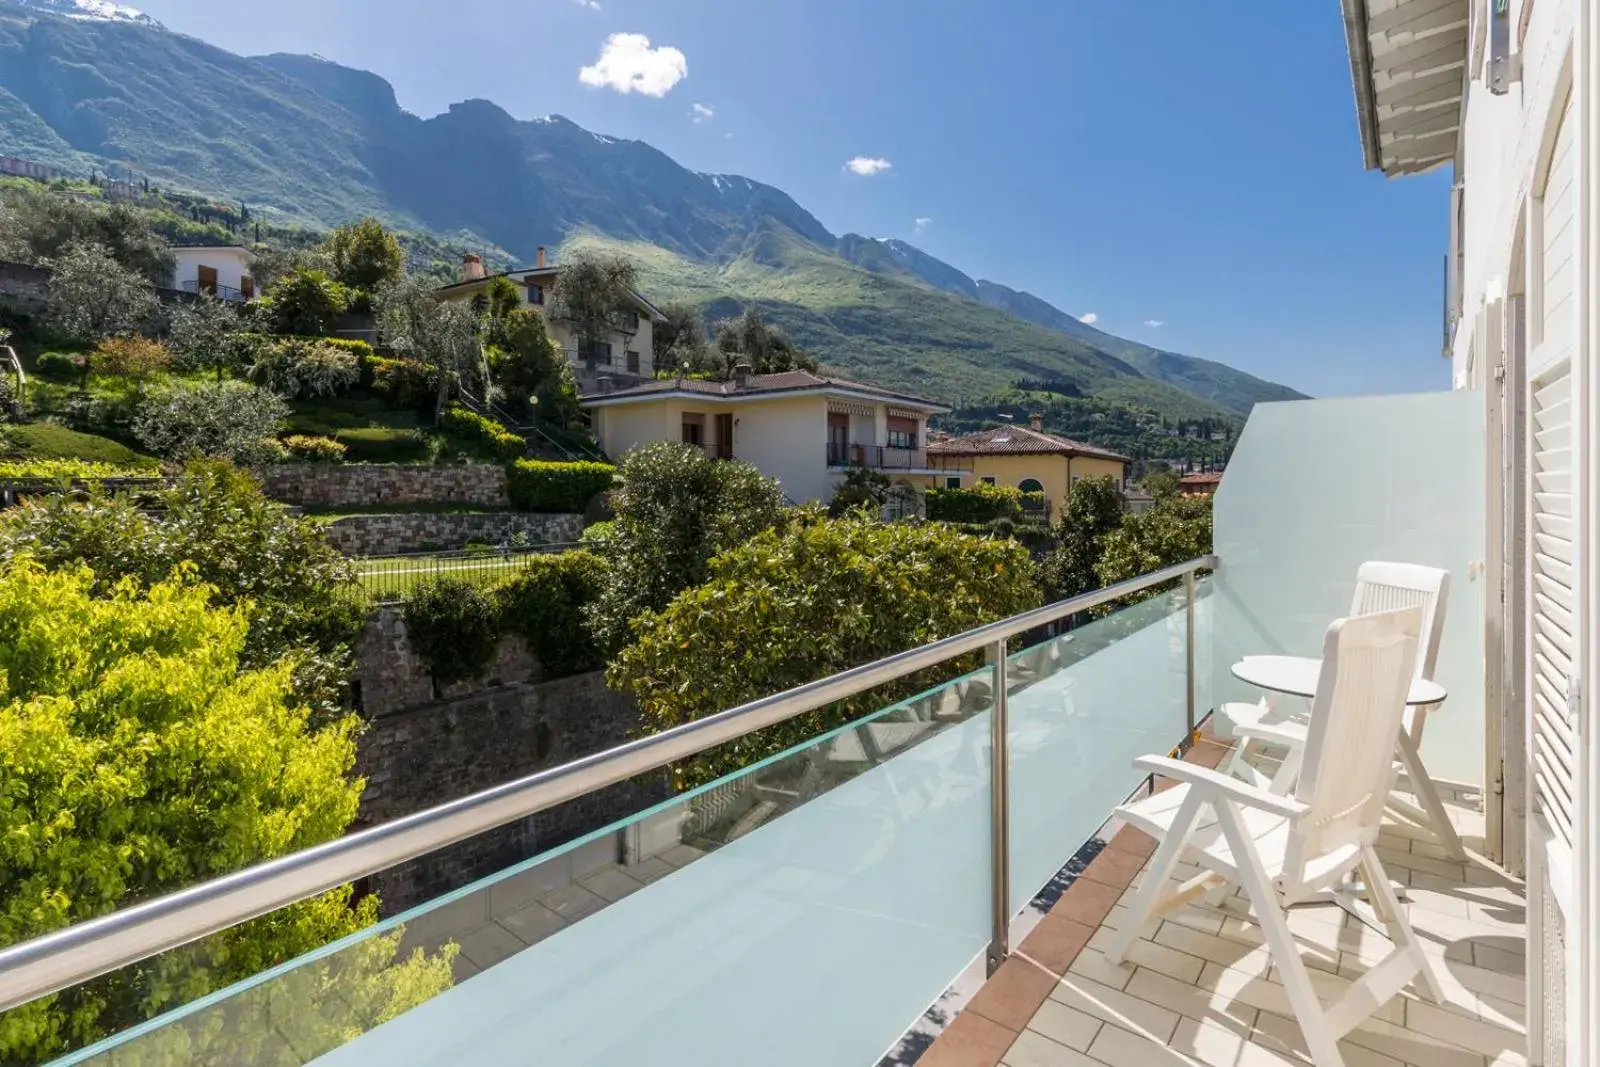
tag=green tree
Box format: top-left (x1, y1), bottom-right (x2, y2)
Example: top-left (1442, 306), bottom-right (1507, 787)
top-left (266, 268), bottom-right (350, 336)
top-left (485, 275), bottom-right (524, 323)
top-left (0, 559), bottom-right (454, 1063)
top-left (712, 307), bottom-right (818, 376)
top-left (651, 301), bottom-right (713, 376)
top-left (1094, 493), bottom-right (1214, 598)
top-left (495, 308), bottom-right (582, 427)
top-left (1038, 475), bottom-right (1124, 601)
top-left (168, 292), bottom-right (263, 381)
top-left (324, 217), bottom-right (404, 293)
top-left (828, 466), bottom-right (892, 516)
top-left (1142, 466), bottom-right (1182, 500)
top-left (375, 276), bottom-right (484, 424)
top-left (610, 515), bottom-right (1040, 788)
top-left (547, 250), bottom-right (639, 370)
top-left (133, 381), bottom-right (289, 465)
top-left (587, 442), bottom-right (787, 653)
top-left (43, 243), bottom-right (159, 346)
top-left (0, 184), bottom-right (175, 285)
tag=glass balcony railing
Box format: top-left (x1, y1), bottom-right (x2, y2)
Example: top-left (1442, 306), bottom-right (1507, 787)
top-left (0, 558), bottom-right (1215, 1067)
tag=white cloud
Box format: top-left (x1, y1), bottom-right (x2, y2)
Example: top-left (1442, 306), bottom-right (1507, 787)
top-left (914, 217), bottom-right (933, 233)
top-left (846, 156), bottom-right (892, 176)
top-left (1079, 312), bottom-right (1098, 325)
top-left (1144, 319), bottom-right (1165, 328)
top-left (690, 102), bottom-right (715, 123)
top-left (579, 33), bottom-right (687, 97)
top-left (573, 0), bottom-right (600, 9)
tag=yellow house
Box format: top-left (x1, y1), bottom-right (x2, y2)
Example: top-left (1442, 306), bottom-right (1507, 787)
top-left (436, 248), bottom-right (666, 393)
top-left (926, 417), bottom-right (1130, 520)
top-left (582, 368), bottom-right (948, 504)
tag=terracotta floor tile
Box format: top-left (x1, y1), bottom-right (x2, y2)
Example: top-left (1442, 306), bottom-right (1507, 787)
top-left (1081, 847), bottom-right (1146, 890)
top-left (1051, 875), bottom-right (1122, 928)
top-left (1105, 826), bottom-right (1156, 861)
top-left (1019, 914), bottom-right (1097, 977)
top-left (968, 958), bottom-right (1060, 1031)
top-left (918, 1009), bottom-right (1018, 1067)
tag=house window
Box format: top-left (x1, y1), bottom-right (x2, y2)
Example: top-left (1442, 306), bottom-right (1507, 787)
top-left (528, 284), bottom-right (544, 305)
top-left (981, 476), bottom-right (996, 486)
top-left (681, 412), bottom-right (706, 448)
top-left (240, 276), bottom-right (254, 300)
top-left (945, 477), bottom-right (961, 489)
top-left (886, 415), bottom-right (918, 450)
top-left (626, 350), bottom-right (641, 374)
top-left (1018, 478), bottom-right (1045, 493)
top-left (580, 341), bottom-right (613, 364)
top-left (622, 310), bottom-right (640, 331)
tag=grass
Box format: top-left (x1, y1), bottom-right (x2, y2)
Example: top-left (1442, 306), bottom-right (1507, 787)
top-left (355, 548), bottom-right (566, 600)
top-left (0, 421), bottom-right (160, 468)
top-left (302, 503), bottom-right (504, 523)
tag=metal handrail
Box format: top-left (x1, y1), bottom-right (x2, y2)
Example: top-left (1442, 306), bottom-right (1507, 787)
top-left (0, 554), bottom-right (1216, 1014)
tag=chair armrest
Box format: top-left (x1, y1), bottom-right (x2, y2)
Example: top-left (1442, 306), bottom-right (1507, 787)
top-left (1231, 719), bottom-right (1308, 748)
top-left (1132, 755), bottom-right (1309, 818)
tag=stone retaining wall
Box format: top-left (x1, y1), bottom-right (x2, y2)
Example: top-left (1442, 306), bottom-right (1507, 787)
top-left (352, 606), bottom-right (663, 913)
top-left (0, 260), bottom-right (49, 311)
top-left (262, 464), bottom-right (508, 508)
top-left (324, 511), bottom-right (583, 555)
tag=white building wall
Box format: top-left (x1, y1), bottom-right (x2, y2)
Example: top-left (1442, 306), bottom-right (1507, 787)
top-left (730, 396), bottom-right (835, 503)
top-left (170, 248), bottom-right (254, 298)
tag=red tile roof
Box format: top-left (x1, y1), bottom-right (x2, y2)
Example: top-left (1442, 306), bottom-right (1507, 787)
top-left (1179, 471), bottom-right (1224, 485)
top-left (579, 370), bottom-right (947, 410)
top-left (925, 425), bottom-right (1130, 462)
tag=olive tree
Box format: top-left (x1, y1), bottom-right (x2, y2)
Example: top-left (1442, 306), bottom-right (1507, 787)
top-left (547, 250), bottom-right (638, 370)
top-left (132, 381), bottom-right (289, 465)
top-left (375, 276), bottom-right (484, 424)
top-left (43, 243), bottom-right (159, 346)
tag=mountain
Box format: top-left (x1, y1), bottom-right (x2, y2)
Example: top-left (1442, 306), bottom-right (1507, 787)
top-left (0, 0), bottom-right (1302, 418)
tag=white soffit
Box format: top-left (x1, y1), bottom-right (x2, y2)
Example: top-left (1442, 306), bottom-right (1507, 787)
top-left (1342, 0), bottom-right (1471, 175)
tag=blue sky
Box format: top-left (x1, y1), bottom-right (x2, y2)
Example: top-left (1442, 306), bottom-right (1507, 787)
top-left (133, 0), bottom-right (1452, 398)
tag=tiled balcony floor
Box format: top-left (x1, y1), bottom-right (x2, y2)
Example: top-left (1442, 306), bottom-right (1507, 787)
top-left (921, 737), bottom-right (1528, 1067)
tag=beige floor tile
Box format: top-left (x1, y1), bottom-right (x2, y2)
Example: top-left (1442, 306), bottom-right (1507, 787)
top-left (538, 881), bottom-right (608, 922)
top-left (656, 843), bottom-right (706, 868)
top-left (1025, 998), bottom-right (1105, 1052)
top-left (452, 921), bottom-right (526, 971)
top-left (1085, 928), bottom-right (1208, 985)
top-left (497, 900), bottom-right (568, 946)
top-left (1049, 973), bottom-right (1181, 1042)
top-left (1126, 966), bottom-right (1258, 1033)
top-left (1004, 1028), bottom-right (1103, 1067)
top-left (623, 855), bottom-right (677, 883)
top-left (1405, 999), bottom-right (1526, 1060)
top-left (1251, 1012), bottom-right (1432, 1067)
top-left (1089, 1022), bottom-right (1205, 1066)
top-left (1195, 961), bottom-right (1404, 1027)
top-left (1066, 946), bottom-right (1137, 991)
top-left (1470, 941), bottom-right (1524, 974)
top-left (577, 864), bottom-right (644, 903)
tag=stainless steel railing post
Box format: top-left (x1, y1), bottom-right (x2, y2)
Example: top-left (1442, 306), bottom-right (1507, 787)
top-left (986, 639), bottom-right (1011, 977)
top-left (1184, 569), bottom-right (1197, 741)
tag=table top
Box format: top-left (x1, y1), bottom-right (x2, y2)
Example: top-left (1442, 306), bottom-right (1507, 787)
top-left (1231, 654), bottom-right (1447, 707)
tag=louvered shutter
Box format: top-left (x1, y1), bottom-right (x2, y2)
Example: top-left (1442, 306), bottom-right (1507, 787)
top-left (1530, 362), bottom-right (1576, 860)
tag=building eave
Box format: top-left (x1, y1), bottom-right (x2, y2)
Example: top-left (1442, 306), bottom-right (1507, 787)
top-left (1340, 0), bottom-right (1470, 177)
top-left (580, 384), bottom-right (948, 414)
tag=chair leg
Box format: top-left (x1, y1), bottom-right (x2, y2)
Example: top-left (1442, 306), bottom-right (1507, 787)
top-left (1359, 846), bottom-right (1445, 1003)
top-left (1105, 790), bottom-right (1203, 965)
top-left (1212, 798), bottom-right (1346, 1067)
top-left (1392, 730), bottom-right (1466, 859)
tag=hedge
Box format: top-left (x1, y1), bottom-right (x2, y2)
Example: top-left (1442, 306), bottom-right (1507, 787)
top-left (507, 459), bottom-right (616, 513)
top-left (925, 483), bottom-right (1043, 523)
top-left (441, 404), bottom-right (524, 462)
top-left (0, 457), bottom-right (156, 481)
top-left (403, 551), bottom-right (609, 684)
top-left (280, 435), bottom-right (347, 463)
top-left (35, 351), bottom-right (85, 381)
top-left (362, 355), bottom-right (436, 407)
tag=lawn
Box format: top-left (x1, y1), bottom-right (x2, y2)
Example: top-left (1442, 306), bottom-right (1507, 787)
top-left (0, 421), bottom-right (160, 468)
top-left (356, 548), bottom-right (570, 600)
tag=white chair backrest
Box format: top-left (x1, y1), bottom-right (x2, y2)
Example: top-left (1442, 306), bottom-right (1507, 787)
top-left (1286, 606), bottom-right (1421, 878)
top-left (1349, 562), bottom-right (1449, 681)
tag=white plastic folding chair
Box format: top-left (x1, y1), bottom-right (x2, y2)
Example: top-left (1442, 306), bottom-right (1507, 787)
top-left (1106, 607), bottom-right (1443, 1067)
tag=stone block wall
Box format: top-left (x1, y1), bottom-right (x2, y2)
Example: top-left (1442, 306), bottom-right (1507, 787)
top-left (262, 464), bottom-right (508, 509)
top-left (0, 260), bottom-right (49, 310)
top-left (351, 606), bottom-right (665, 914)
top-left (323, 511), bottom-right (584, 555)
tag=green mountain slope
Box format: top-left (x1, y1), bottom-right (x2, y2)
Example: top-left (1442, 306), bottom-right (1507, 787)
top-left (0, 0), bottom-right (1297, 422)
top-left (569, 231), bottom-right (1238, 419)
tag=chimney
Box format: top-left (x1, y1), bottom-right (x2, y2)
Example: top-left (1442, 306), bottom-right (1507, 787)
top-left (732, 360), bottom-right (753, 388)
top-left (596, 374), bottom-right (614, 393)
top-left (535, 246), bottom-right (548, 269)
top-left (1028, 411), bottom-right (1044, 432)
top-left (460, 252), bottom-right (485, 282)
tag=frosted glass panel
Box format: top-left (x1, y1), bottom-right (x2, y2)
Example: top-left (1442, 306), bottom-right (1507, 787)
top-left (1008, 581), bottom-right (1209, 912)
top-left (1213, 391), bottom-right (1485, 785)
top-left (59, 677), bottom-right (996, 1067)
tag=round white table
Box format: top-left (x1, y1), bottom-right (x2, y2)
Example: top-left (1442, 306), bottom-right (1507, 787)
top-left (1229, 655), bottom-right (1465, 861)
top-left (1231, 655), bottom-right (1447, 707)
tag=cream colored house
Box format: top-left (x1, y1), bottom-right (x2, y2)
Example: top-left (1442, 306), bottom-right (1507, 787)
top-left (582, 368), bottom-right (947, 503)
top-left (170, 245), bottom-right (255, 302)
top-left (926, 417), bottom-right (1130, 520)
top-left (436, 248), bottom-right (666, 391)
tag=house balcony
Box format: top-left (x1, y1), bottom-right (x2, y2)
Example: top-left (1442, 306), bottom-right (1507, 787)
top-left (0, 390), bottom-right (1524, 1067)
top-left (828, 441), bottom-right (936, 472)
top-left (178, 279), bottom-right (248, 302)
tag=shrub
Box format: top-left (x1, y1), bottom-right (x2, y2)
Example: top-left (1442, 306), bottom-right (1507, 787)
top-left (403, 577), bottom-right (503, 685)
top-left (326, 217), bottom-right (404, 293)
top-left (365, 355), bottom-right (437, 408)
top-left (610, 515), bottom-right (1041, 788)
top-left (1094, 492), bottom-right (1214, 606)
top-left (282, 434), bottom-right (347, 463)
top-left (506, 458), bottom-right (616, 513)
top-left (587, 443), bottom-right (785, 653)
top-left (441, 403), bottom-right (524, 462)
top-left (248, 338), bottom-right (361, 398)
top-left (0, 457), bottom-right (151, 480)
top-left (926, 483), bottom-right (1027, 523)
top-left (266, 268), bottom-right (351, 336)
top-left (0, 560), bottom-right (452, 1062)
top-left (494, 551), bottom-right (609, 679)
top-left (35, 349), bottom-right (86, 381)
top-left (90, 334), bottom-right (170, 384)
top-left (317, 336), bottom-right (375, 360)
top-left (133, 380), bottom-right (289, 465)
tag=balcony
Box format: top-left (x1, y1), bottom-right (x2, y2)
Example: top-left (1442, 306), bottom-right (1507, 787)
top-left (179, 279), bottom-right (249, 301)
top-left (0, 390), bottom-right (1523, 1067)
top-left (828, 441), bottom-right (933, 471)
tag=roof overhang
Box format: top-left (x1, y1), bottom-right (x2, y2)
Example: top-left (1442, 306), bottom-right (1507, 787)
top-left (1341, 0), bottom-right (1471, 176)
top-left (581, 385), bottom-right (949, 415)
